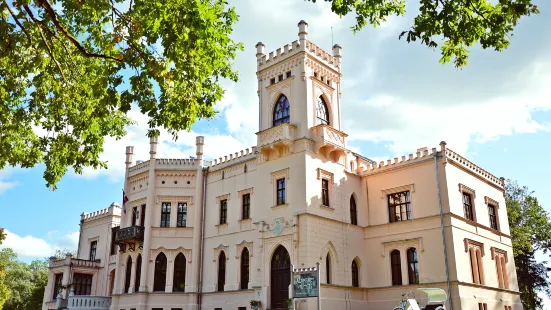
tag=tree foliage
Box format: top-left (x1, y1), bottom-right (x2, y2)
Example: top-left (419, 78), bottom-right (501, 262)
top-left (506, 180), bottom-right (551, 310)
top-left (311, 0), bottom-right (539, 67)
top-left (0, 0), bottom-right (242, 189)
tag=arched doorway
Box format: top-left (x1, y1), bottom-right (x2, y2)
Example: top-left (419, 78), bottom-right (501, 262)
top-left (271, 245), bottom-right (291, 309)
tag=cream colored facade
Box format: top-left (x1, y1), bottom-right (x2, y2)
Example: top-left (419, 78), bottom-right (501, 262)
top-left (43, 21), bottom-right (522, 310)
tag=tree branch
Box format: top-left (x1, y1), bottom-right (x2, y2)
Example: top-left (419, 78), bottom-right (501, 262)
top-left (4, 0), bottom-right (32, 45)
top-left (39, 0), bottom-right (123, 63)
top-left (23, 5), bottom-right (68, 84)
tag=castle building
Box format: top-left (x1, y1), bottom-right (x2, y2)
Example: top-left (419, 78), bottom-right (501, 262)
top-left (42, 21), bottom-right (522, 310)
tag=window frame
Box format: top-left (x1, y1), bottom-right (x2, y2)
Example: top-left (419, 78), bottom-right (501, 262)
top-left (351, 259), bottom-right (359, 287)
top-left (242, 193), bottom-right (251, 220)
top-left (173, 253), bottom-right (187, 292)
top-left (321, 179), bottom-right (330, 206)
top-left (153, 252), bottom-right (167, 292)
top-left (276, 178), bottom-right (286, 205)
top-left (463, 192), bottom-right (475, 221)
top-left (240, 248), bottom-right (250, 290)
top-left (176, 202), bottom-right (187, 227)
top-left (217, 251), bottom-right (226, 292)
top-left (73, 273), bottom-right (93, 296)
top-left (390, 250), bottom-right (402, 286)
top-left (124, 256), bottom-right (132, 293)
top-left (350, 195), bottom-right (358, 225)
top-left (219, 199), bottom-right (228, 224)
top-left (160, 202), bottom-right (171, 227)
top-left (53, 273), bottom-right (63, 300)
top-left (134, 255), bottom-right (142, 291)
top-left (89, 241), bottom-right (97, 261)
top-left (488, 204), bottom-right (498, 230)
top-left (316, 96), bottom-right (330, 125)
top-left (273, 95), bottom-right (290, 126)
top-left (387, 191), bottom-right (412, 223)
top-left (407, 248), bottom-right (419, 285)
top-left (326, 254), bottom-right (331, 284)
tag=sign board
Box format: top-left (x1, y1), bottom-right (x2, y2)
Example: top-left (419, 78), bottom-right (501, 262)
top-left (293, 272), bottom-right (319, 298)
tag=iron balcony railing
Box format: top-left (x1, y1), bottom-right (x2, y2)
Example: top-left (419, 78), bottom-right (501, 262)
top-left (114, 226), bottom-right (145, 243)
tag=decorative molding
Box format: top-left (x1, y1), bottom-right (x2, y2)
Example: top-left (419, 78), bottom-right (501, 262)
top-left (155, 195), bottom-right (192, 205)
top-left (484, 196), bottom-right (500, 208)
top-left (381, 237), bottom-right (423, 257)
top-left (235, 240), bottom-right (253, 259)
top-left (458, 183), bottom-right (476, 198)
top-left (381, 184), bottom-right (415, 199)
top-left (464, 238), bottom-right (485, 256)
top-left (317, 168), bottom-right (334, 184)
top-left (270, 168), bottom-right (290, 183)
top-left (216, 193), bottom-right (231, 201)
top-left (491, 247), bottom-right (508, 263)
top-left (213, 244), bottom-right (229, 262)
top-left (238, 187), bottom-right (254, 195)
top-left (266, 76), bottom-right (295, 93)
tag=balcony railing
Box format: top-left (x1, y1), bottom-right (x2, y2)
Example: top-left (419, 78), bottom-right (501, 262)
top-left (256, 123), bottom-right (296, 147)
top-left (312, 124), bottom-right (347, 150)
top-left (115, 226), bottom-right (144, 243)
top-left (67, 296), bottom-right (111, 310)
top-left (49, 256), bottom-right (100, 269)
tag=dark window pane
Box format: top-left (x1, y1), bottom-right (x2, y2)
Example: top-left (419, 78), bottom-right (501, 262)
top-left (407, 248), bottom-right (419, 284)
top-left (270, 78), bottom-right (275, 85)
top-left (73, 274), bottom-right (93, 296)
top-left (286, 71), bottom-right (291, 78)
top-left (488, 205), bottom-right (498, 230)
top-left (351, 260), bottom-right (359, 287)
top-left (276, 179), bottom-right (286, 205)
top-left (326, 254), bottom-right (331, 284)
top-left (161, 202), bottom-right (171, 227)
top-left (124, 256), bottom-right (132, 293)
top-left (321, 179), bottom-right (329, 206)
top-left (220, 200), bottom-right (227, 224)
top-left (391, 250), bottom-right (402, 286)
top-left (463, 193), bottom-right (474, 221)
top-left (240, 248), bottom-right (250, 290)
top-left (53, 274), bottom-right (63, 299)
top-left (317, 96), bottom-right (329, 125)
top-left (278, 74), bottom-right (283, 81)
top-left (242, 194), bottom-right (250, 220)
top-left (173, 253), bottom-right (186, 292)
top-left (388, 191), bottom-right (411, 223)
top-left (350, 195), bottom-right (357, 225)
top-left (177, 203), bottom-right (187, 227)
top-left (273, 95), bottom-right (290, 126)
top-left (89, 241), bottom-right (97, 261)
top-left (154, 252), bottom-right (167, 291)
top-left (135, 255), bottom-right (142, 291)
top-left (218, 252), bottom-right (226, 291)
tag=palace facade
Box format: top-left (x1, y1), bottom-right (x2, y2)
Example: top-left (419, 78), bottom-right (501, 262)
top-left (42, 21), bottom-right (522, 310)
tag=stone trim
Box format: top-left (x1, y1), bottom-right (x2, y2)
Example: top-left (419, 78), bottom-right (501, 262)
top-left (491, 247), bottom-right (508, 263)
top-left (235, 241), bottom-right (253, 259)
top-left (216, 193), bottom-right (230, 201)
top-left (464, 238), bottom-right (485, 256)
top-left (317, 168), bottom-right (334, 183)
top-left (381, 184), bottom-right (415, 199)
top-left (458, 183), bottom-right (476, 198)
top-left (484, 196), bottom-right (499, 208)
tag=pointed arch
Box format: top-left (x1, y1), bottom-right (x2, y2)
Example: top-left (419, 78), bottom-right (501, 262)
top-left (173, 252), bottom-right (186, 292)
top-left (134, 254), bottom-right (142, 291)
top-left (240, 247), bottom-right (250, 290)
top-left (217, 251), bottom-right (226, 291)
top-left (390, 250), bottom-right (402, 286)
top-left (153, 252), bottom-right (167, 291)
top-left (350, 194), bottom-right (358, 225)
top-left (270, 245), bottom-right (291, 308)
top-left (351, 257), bottom-right (361, 287)
top-left (326, 253), bottom-right (332, 284)
top-left (316, 95), bottom-right (329, 125)
top-left (273, 94), bottom-right (290, 126)
top-left (124, 256), bottom-right (132, 293)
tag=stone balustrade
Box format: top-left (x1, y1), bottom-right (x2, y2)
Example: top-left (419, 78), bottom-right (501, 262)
top-left (257, 123), bottom-right (296, 147)
top-left (67, 296), bottom-right (111, 310)
top-left (48, 256), bottom-right (100, 269)
top-left (312, 124), bottom-right (347, 150)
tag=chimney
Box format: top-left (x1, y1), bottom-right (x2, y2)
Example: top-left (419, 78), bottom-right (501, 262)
top-left (332, 44), bottom-right (342, 58)
top-left (196, 136), bottom-right (204, 165)
top-left (255, 42), bottom-right (265, 65)
top-left (125, 146), bottom-right (134, 168)
top-left (149, 136), bottom-right (158, 159)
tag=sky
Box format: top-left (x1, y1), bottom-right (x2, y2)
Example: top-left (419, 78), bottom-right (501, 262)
top-left (1, 0), bottom-right (550, 303)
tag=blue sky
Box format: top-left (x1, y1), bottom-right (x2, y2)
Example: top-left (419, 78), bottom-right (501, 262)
top-left (1, 1), bottom-right (550, 303)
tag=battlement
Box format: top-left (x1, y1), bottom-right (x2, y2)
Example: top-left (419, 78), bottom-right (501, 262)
top-left (156, 158), bottom-right (198, 170)
top-left (305, 40), bottom-right (341, 69)
top-left (258, 40), bottom-right (301, 69)
top-left (445, 148), bottom-right (504, 189)
top-left (360, 147), bottom-right (437, 175)
top-left (209, 147), bottom-right (257, 170)
top-left (128, 159), bottom-right (150, 177)
top-left (81, 203), bottom-right (121, 222)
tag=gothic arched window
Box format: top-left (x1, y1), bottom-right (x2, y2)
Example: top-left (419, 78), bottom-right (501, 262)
top-left (351, 259), bottom-right (359, 287)
top-left (153, 252), bottom-right (167, 291)
top-left (407, 248), bottom-right (419, 284)
top-left (240, 248), bottom-right (250, 290)
top-left (350, 195), bottom-right (358, 225)
top-left (326, 254), bottom-right (332, 284)
top-left (316, 96), bottom-right (329, 125)
top-left (273, 95), bottom-right (290, 126)
top-left (134, 254), bottom-right (142, 291)
top-left (391, 250), bottom-right (402, 286)
top-left (173, 253), bottom-right (186, 292)
top-left (124, 256), bottom-right (132, 293)
top-left (218, 251), bottom-right (226, 291)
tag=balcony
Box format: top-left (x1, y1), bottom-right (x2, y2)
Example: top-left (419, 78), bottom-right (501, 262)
top-left (256, 123), bottom-right (296, 160)
top-left (48, 255), bottom-right (100, 269)
top-left (115, 226), bottom-right (144, 253)
top-left (67, 296), bottom-right (111, 310)
top-left (312, 124), bottom-right (347, 162)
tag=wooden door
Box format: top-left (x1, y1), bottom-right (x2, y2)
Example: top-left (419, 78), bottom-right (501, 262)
top-left (270, 245), bottom-right (290, 309)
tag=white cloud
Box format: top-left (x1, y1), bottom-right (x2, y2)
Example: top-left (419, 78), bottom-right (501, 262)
top-left (0, 229), bottom-right (78, 258)
top-left (0, 167), bottom-right (17, 195)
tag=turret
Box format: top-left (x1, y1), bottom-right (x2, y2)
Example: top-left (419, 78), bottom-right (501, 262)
top-left (149, 136), bottom-right (158, 159)
top-left (125, 146), bottom-right (134, 168)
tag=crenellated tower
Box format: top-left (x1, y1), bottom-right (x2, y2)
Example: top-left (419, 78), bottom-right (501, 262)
top-left (255, 20), bottom-right (348, 163)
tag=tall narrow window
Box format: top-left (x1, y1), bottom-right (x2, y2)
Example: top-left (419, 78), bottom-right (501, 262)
top-left (273, 95), bottom-right (290, 126)
top-left (350, 195), bottom-right (358, 225)
top-left (220, 199), bottom-right (228, 224)
top-left (388, 191), bottom-right (412, 223)
top-left (177, 202), bottom-right (187, 227)
top-left (73, 274), bottom-right (93, 296)
top-left (53, 274), bottom-right (63, 299)
top-left (407, 248), bottom-right (419, 284)
top-left (469, 247), bottom-right (485, 285)
top-left (351, 260), bottom-right (359, 287)
top-left (131, 207), bottom-right (138, 226)
top-left (134, 255), bottom-right (142, 291)
top-left (242, 194), bottom-right (251, 220)
top-left (240, 248), bottom-right (250, 290)
top-left (321, 179), bottom-right (329, 206)
top-left (326, 254), bottom-right (331, 284)
top-left (218, 251), bottom-right (226, 292)
top-left (160, 202), bottom-right (171, 227)
top-left (89, 241), bottom-right (97, 261)
top-left (140, 204), bottom-right (146, 226)
top-left (173, 253), bottom-right (186, 292)
top-left (316, 96), bottom-right (329, 125)
top-left (463, 192), bottom-right (475, 221)
top-left (478, 303), bottom-right (488, 310)
top-left (277, 178), bottom-right (286, 205)
top-left (153, 252), bottom-right (167, 291)
top-left (488, 204), bottom-right (498, 230)
top-left (124, 256), bottom-right (132, 293)
top-left (494, 250), bottom-right (509, 289)
top-left (391, 250), bottom-right (402, 286)
top-left (110, 227), bottom-right (118, 255)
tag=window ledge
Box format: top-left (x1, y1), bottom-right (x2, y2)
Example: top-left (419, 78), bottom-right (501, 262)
top-left (215, 223), bottom-right (228, 228)
top-left (239, 218), bottom-right (252, 222)
top-left (272, 204), bottom-right (288, 210)
top-left (320, 205), bottom-right (334, 211)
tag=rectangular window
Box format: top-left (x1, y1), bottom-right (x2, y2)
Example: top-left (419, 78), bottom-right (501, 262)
top-left (242, 194), bottom-right (250, 219)
top-left (469, 247), bottom-right (485, 284)
top-left (220, 199), bottom-right (228, 224)
top-left (152, 308), bottom-right (163, 310)
top-left (53, 273), bottom-right (63, 299)
top-left (286, 71), bottom-right (291, 78)
top-left (239, 308), bottom-right (247, 310)
top-left (270, 78), bottom-right (275, 85)
top-left (110, 227), bottom-right (117, 255)
top-left (463, 192), bottom-right (475, 221)
top-left (488, 204), bottom-right (498, 230)
top-left (321, 179), bottom-right (329, 206)
top-left (387, 191), bottom-right (412, 223)
top-left (73, 273), bottom-right (93, 296)
top-left (131, 206), bottom-right (138, 226)
top-left (140, 204), bottom-right (146, 226)
top-left (177, 202), bottom-right (187, 227)
top-left (160, 202), bottom-right (171, 227)
top-left (89, 241), bottom-right (97, 261)
top-left (327, 79), bottom-right (331, 86)
top-left (278, 74), bottom-right (283, 81)
top-left (276, 178), bottom-right (286, 205)
top-left (314, 72), bottom-right (318, 78)
top-left (478, 303), bottom-right (488, 310)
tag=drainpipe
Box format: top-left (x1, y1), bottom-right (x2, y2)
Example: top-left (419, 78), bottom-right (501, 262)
top-left (197, 166), bottom-right (209, 310)
top-left (433, 143), bottom-right (452, 310)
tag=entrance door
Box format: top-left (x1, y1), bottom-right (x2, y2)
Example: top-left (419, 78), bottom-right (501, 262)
top-left (270, 245), bottom-right (291, 309)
